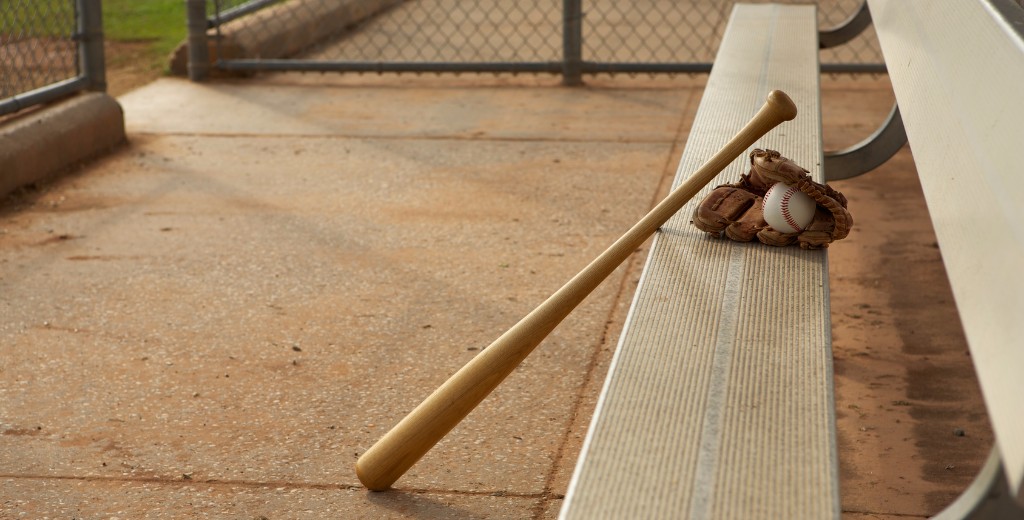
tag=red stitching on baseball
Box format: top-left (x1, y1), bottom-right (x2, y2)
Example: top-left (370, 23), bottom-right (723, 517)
top-left (780, 187), bottom-right (802, 232)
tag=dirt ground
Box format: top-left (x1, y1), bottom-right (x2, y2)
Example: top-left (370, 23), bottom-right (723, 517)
top-left (104, 41), bottom-right (168, 98)
top-left (21, 46), bottom-right (994, 517)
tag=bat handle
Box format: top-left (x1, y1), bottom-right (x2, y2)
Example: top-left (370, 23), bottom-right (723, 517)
top-left (355, 90), bottom-right (797, 491)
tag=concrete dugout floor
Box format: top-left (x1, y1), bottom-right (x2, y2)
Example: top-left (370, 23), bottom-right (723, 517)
top-left (1, 74), bottom-right (697, 518)
top-left (0, 74), bottom-right (987, 519)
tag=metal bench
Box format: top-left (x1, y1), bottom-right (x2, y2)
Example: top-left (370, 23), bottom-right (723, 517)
top-left (561, 4), bottom-right (840, 518)
top-left (562, 1), bottom-right (1024, 518)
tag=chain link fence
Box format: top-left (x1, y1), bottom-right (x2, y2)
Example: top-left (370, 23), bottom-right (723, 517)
top-left (0, 0), bottom-right (105, 117)
top-left (191, 0), bottom-right (881, 80)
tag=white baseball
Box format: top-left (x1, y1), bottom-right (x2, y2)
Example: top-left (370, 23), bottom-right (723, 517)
top-left (763, 183), bottom-right (815, 233)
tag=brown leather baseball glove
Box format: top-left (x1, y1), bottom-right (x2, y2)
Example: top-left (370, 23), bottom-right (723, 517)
top-left (692, 149), bottom-right (852, 249)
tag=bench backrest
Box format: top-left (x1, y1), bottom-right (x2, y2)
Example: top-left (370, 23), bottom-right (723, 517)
top-left (868, 0), bottom-right (1024, 501)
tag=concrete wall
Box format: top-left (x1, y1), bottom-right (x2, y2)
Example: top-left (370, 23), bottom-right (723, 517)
top-left (0, 93), bottom-right (126, 199)
top-left (169, 0), bottom-right (403, 76)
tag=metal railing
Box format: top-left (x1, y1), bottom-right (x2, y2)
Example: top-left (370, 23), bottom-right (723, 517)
top-left (187, 0), bottom-right (883, 83)
top-left (0, 0), bottom-right (106, 117)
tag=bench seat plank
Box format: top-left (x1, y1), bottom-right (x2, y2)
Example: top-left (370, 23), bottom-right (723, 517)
top-left (868, 0), bottom-right (1024, 501)
top-left (561, 4), bottom-right (838, 519)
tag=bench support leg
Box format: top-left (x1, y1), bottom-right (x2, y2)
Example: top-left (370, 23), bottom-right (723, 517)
top-left (819, 0), bottom-right (872, 49)
top-left (818, 1), bottom-right (886, 73)
top-left (823, 102), bottom-right (906, 181)
top-left (932, 446), bottom-right (1024, 520)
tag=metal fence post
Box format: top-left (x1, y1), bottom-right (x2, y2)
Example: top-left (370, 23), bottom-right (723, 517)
top-left (77, 0), bottom-right (107, 92)
top-left (563, 0), bottom-right (583, 86)
top-left (187, 0), bottom-right (210, 81)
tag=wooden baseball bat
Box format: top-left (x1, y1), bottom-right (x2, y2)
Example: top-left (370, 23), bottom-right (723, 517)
top-left (356, 90), bottom-right (798, 491)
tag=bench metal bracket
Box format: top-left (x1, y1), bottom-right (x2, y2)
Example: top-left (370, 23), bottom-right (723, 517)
top-left (824, 102), bottom-right (906, 181)
top-left (819, 1), bottom-right (872, 49)
top-left (932, 446), bottom-right (1024, 519)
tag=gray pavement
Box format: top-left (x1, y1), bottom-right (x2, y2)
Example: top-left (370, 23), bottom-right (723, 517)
top-left (0, 73), bottom-right (702, 518)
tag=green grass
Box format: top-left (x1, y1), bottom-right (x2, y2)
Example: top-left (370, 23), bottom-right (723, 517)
top-left (102, 0), bottom-right (186, 61)
top-left (5, 0), bottom-right (185, 51)
top-left (2, 0), bottom-right (80, 37)
top-left (2, 0), bottom-right (186, 72)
